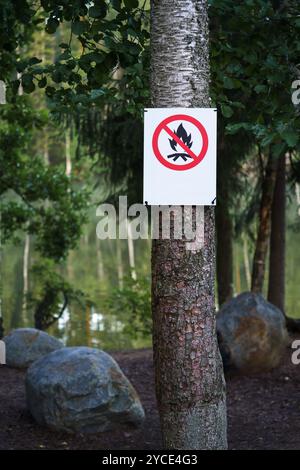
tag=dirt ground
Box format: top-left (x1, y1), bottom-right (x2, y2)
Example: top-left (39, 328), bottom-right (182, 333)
top-left (0, 343), bottom-right (299, 450)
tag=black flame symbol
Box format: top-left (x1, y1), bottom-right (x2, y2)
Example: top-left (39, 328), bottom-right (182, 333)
top-left (168, 123), bottom-right (193, 161)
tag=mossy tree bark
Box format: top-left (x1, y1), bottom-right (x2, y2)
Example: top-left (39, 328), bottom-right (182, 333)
top-left (150, 0), bottom-right (227, 450)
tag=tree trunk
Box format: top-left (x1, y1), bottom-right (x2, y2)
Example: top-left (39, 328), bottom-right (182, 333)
top-left (65, 129), bottom-right (72, 177)
top-left (22, 234), bottom-right (30, 321)
top-left (242, 234), bottom-right (251, 290)
top-left (235, 252), bottom-right (241, 294)
top-left (251, 151), bottom-right (278, 293)
top-left (150, 0), bottom-right (227, 450)
top-left (268, 154), bottom-right (285, 311)
top-left (127, 221), bottom-right (137, 281)
top-left (216, 183), bottom-right (233, 306)
top-left (116, 238), bottom-right (124, 290)
top-left (96, 240), bottom-right (104, 280)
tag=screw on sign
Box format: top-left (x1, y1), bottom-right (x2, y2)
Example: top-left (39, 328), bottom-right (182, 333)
top-left (152, 114), bottom-right (208, 171)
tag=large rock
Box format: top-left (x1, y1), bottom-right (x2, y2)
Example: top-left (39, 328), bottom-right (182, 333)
top-left (217, 292), bottom-right (289, 374)
top-left (26, 347), bottom-right (145, 433)
top-left (4, 328), bottom-right (63, 368)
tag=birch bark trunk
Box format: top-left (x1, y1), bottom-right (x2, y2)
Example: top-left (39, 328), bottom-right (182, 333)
top-left (150, 0), bottom-right (227, 450)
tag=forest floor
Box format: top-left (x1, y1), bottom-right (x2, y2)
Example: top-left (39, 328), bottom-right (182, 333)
top-left (0, 341), bottom-right (299, 450)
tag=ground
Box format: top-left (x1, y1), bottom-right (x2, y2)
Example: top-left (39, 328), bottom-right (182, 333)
top-left (0, 344), bottom-right (299, 450)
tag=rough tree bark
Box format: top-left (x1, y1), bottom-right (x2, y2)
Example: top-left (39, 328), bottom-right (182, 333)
top-left (151, 0), bottom-right (227, 450)
top-left (251, 151), bottom-right (278, 293)
top-left (268, 154), bottom-right (285, 311)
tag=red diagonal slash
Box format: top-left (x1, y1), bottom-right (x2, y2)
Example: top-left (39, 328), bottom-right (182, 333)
top-left (163, 125), bottom-right (199, 161)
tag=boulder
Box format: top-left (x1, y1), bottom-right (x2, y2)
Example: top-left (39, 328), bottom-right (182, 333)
top-left (217, 292), bottom-right (289, 374)
top-left (4, 328), bottom-right (63, 368)
top-left (26, 347), bottom-right (145, 433)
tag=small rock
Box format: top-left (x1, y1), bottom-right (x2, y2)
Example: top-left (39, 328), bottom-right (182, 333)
top-left (3, 328), bottom-right (63, 368)
top-left (26, 347), bottom-right (145, 433)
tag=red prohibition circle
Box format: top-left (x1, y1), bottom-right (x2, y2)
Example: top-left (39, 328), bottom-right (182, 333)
top-left (152, 114), bottom-right (209, 171)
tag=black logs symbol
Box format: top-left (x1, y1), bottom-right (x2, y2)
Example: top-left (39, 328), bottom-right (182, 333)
top-left (168, 123), bottom-right (193, 162)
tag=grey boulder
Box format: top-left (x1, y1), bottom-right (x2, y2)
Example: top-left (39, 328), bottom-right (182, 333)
top-left (217, 292), bottom-right (289, 374)
top-left (26, 347), bottom-right (145, 433)
top-left (3, 328), bottom-right (63, 368)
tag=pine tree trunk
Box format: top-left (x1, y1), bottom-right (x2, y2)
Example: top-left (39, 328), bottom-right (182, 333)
top-left (151, 0), bottom-right (227, 450)
top-left (251, 151), bottom-right (278, 293)
top-left (268, 154), bottom-right (285, 311)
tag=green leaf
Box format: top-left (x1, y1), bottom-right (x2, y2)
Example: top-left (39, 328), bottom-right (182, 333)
top-left (16, 61), bottom-right (27, 73)
top-left (280, 130), bottom-right (299, 148)
top-left (71, 21), bottom-right (88, 36)
top-left (29, 57), bottom-right (42, 66)
top-left (221, 104), bottom-right (234, 118)
top-left (38, 77), bottom-right (47, 88)
top-left (223, 76), bottom-right (236, 89)
top-left (111, 0), bottom-right (122, 11)
top-left (45, 17), bottom-right (59, 34)
top-left (124, 0), bottom-right (139, 9)
top-left (21, 74), bottom-right (35, 93)
top-left (89, 4), bottom-right (107, 18)
top-left (254, 84), bottom-right (267, 94)
top-left (58, 51), bottom-right (72, 61)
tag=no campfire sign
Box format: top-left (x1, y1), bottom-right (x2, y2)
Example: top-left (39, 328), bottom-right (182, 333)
top-left (143, 108), bottom-right (217, 205)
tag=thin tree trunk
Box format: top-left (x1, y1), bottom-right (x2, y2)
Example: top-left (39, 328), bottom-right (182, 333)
top-left (242, 234), bottom-right (251, 290)
top-left (295, 183), bottom-right (300, 216)
top-left (65, 129), bottom-right (72, 177)
top-left (251, 151), bottom-right (278, 293)
top-left (127, 221), bottom-right (137, 281)
top-left (216, 183), bottom-right (233, 306)
top-left (43, 134), bottom-right (49, 165)
top-left (268, 154), bottom-right (285, 311)
top-left (116, 238), bottom-right (124, 290)
top-left (22, 234), bottom-right (30, 321)
top-left (85, 304), bottom-right (91, 347)
top-left (96, 240), bottom-right (104, 280)
top-left (151, 0), bottom-right (227, 450)
top-left (235, 255), bottom-right (241, 294)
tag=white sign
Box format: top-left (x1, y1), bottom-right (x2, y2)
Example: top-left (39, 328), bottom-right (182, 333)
top-left (143, 108), bottom-right (217, 205)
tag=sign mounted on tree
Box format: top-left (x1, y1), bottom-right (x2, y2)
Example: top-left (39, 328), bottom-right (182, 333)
top-left (143, 108), bottom-right (217, 205)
